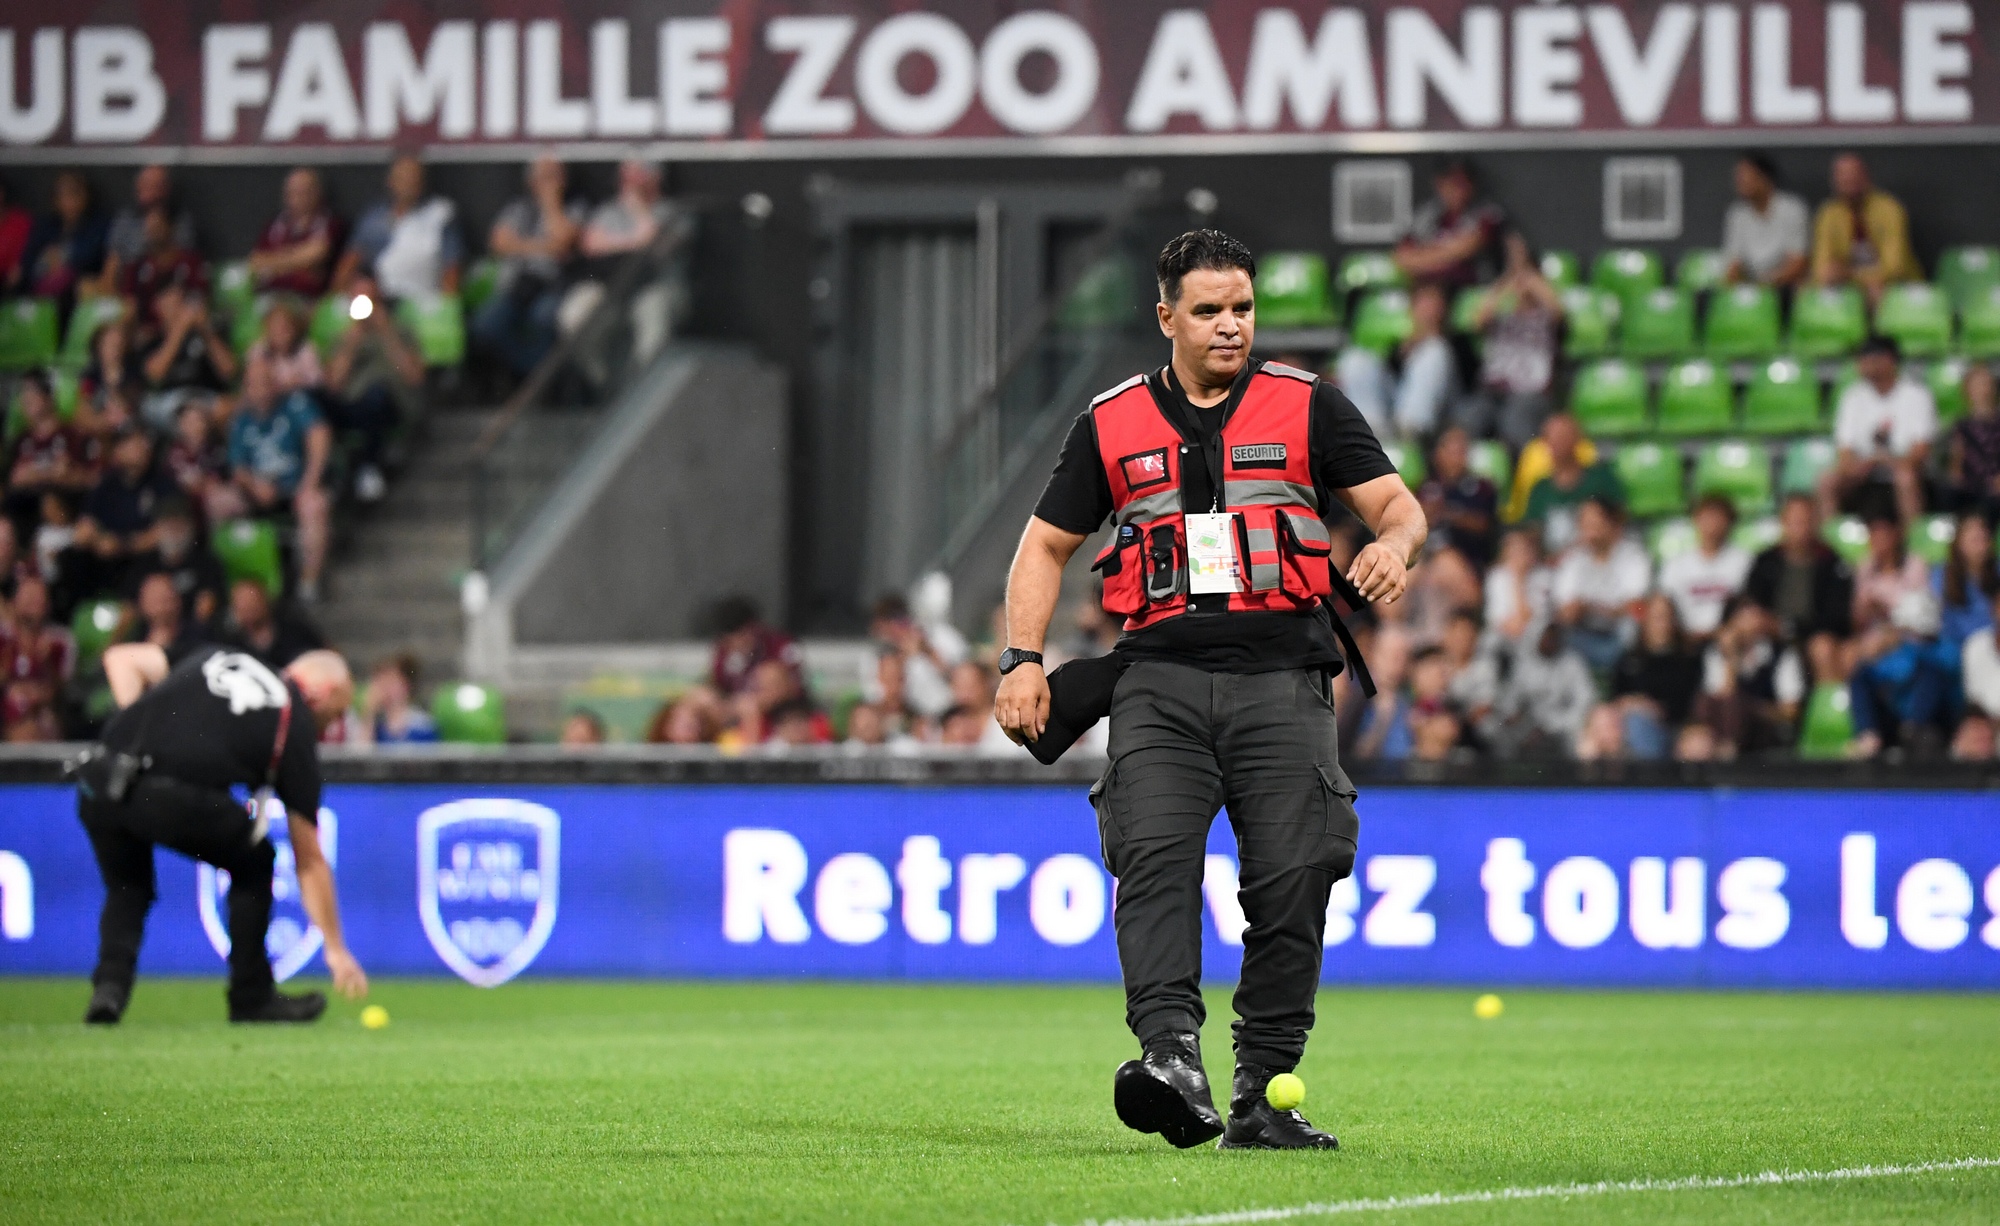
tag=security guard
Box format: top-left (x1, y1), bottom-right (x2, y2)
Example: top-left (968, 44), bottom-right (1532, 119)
top-left (75, 642), bottom-right (369, 1023)
top-left (995, 230), bottom-right (1425, 1150)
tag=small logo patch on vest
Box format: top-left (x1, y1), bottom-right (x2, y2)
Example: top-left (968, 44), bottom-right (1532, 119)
top-left (1230, 443), bottom-right (1288, 469)
top-left (1120, 447), bottom-right (1172, 490)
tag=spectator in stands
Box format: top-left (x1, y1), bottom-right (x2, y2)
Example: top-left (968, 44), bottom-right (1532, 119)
top-left (1490, 623), bottom-right (1595, 757)
top-left (559, 709), bottom-right (607, 746)
top-left (1823, 336), bottom-right (1935, 526)
top-left (870, 593), bottom-right (960, 718)
top-left (571, 159), bottom-right (683, 360)
top-left (5, 373), bottom-right (93, 536)
top-left (1336, 283), bottom-right (1455, 439)
top-left (1689, 597), bottom-right (1804, 759)
top-left (1440, 607), bottom-right (1500, 739)
top-left (1504, 412), bottom-right (1600, 524)
top-left (1416, 426), bottom-right (1498, 571)
top-left (1392, 158), bottom-right (1504, 290)
top-left (707, 596), bottom-right (801, 697)
top-left (473, 157), bottom-right (585, 380)
top-left (220, 576), bottom-right (322, 668)
top-left (323, 274), bottom-right (423, 503)
top-left (120, 204), bottom-right (208, 336)
top-left (869, 650), bottom-right (920, 740)
top-left (1936, 515), bottom-right (1998, 649)
top-left (1405, 647), bottom-right (1464, 762)
top-left (336, 155), bottom-right (462, 301)
top-left (1745, 494), bottom-right (1854, 679)
top-left (1519, 412), bottom-right (1623, 553)
top-left (0, 576), bottom-right (74, 740)
top-left (0, 178), bottom-right (31, 292)
top-left (843, 702), bottom-right (889, 749)
top-left (1484, 527), bottom-right (1553, 647)
top-left (245, 298), bottom-right (324, 397)
top-left (1659, 495), bottom-right (1753, 639)
top-left (218, 359), bottom-right (331, 602)
top-left (133, 569), bottom-right (201, 658)
top-left (78, 316), bottom-right (140, 412)
top-left (1849, 590), bottom-right (1956, 759)
top-left (251, 168), bottom-right (342, 299)
top-left (1552, 496), bottom-right (1650, 673)
top-left (21, 170), bottom-right (107, 307)
top-left (1852, 509), bottom-right (1930, 635)
top-left (356, 653), bottom-right (440, 744)
top-left (1957, 589), bottom-right (2000, 759)
top-left (140, 284), bottom-right (238, 430)
top-left (0, 519), bottom-right (25, 604)
top-left (99, 165), bottom-right (194, 296)
top-left (68, 428), bottom-right (174, 602)
top-left (164, 404), bottom-right (228, 525)
top-left (1351, 629), bottom-right (1414, 761)
top-left (135, 497), bottom-right (223, 628)
top-left (1722, 152), bottom-right (1809, 289)
top-left (725, 657), bottom-right (830, 746)
top-left (1811, 153), bottom-right (1920, 305)
top-left (1948, 363), bottom-right (2000, 524)
top-left (32, 493), bottom-right (77, 589)
top-left (1579, 594), bottom-right (1702, 760)
top-left (648, 688), bottom-right (725, 744)
top-left (1459, 230), bottom-right (1563, 447)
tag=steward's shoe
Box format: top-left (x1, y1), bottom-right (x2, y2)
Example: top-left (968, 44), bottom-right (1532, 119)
top-left (229, 990), bottom-right (327, 1024)
top-left (84, 981), bottom-right (129, 1025)
top-left (1218, 1063), bottom-right (1339, 1150)
top-left (1113, 1032), bottom-right (1225, 1148)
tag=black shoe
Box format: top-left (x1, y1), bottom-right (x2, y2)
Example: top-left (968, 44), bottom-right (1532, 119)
top-left (1114, 1032), bottom-right (1225, 1148)
top-left (1218, 1062), bottom-right (1339, 1150)
top-left (84, 982), bottom-right (129, 1025)
top-left (229, 990), bottom-right (327, 1024)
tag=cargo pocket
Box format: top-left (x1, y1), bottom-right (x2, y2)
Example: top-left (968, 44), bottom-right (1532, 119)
top-left (1089, 763), bottom-right (1130, 878)
top-left (1311, 764), bottom-right (1360, 880)
top-left (1093, 527), bottom-right (1145, 616)
top-left (1143, 523), bottom-right (1185, 604)
top-left (1278, 510), bottom-right (1335, 602)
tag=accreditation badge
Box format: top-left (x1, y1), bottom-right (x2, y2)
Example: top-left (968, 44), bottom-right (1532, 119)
top-left (1185, 512), bottom-right (1245, 594)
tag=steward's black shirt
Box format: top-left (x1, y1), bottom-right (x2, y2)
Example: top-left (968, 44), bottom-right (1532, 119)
top-left (102, 645), bottom-right (324, 819)
top-left (1033, 360), bottom-right (1395, 673)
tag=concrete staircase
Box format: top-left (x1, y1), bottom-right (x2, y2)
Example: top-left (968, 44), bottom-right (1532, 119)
top-left (317, 406), bottom-right (494, 689)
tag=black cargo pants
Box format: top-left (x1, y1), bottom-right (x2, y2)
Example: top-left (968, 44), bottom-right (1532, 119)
top-left (1090, 661), bottom-right (1359, 1072)
top-left (77, 768), bottom-right (278, 1010)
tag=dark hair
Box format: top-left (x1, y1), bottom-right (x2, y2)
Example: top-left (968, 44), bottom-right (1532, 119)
top-left (1447, 605), bottom-right (1484, 630)
top-left (705, 595), bottom-right (761, 635)
top-left (1435, 157), bottom-right (1477, 185)
top-left (1693, 493), bottom-right (1738, 525)
top-left (1580, 493), bottom-right (1625, 521)
top-left (18, 370), bottom-right (51, 400)
top-left (1739, 151), bottom-right (1780, 184)
top-left (1156, 229), bottom-right (1256, 306)
top-left (870, 593), bottom-right (911, 622)
top-left (1943, 518), bottom-right (2000, 608)
top-left (1410, 644), bottom-right (1445, 667)
top-left (375, 652), bottom-right (422, 688)
top-left (1858, 333), bottom-right (1901, 362)
top-left (770, 698), bottom-right (816, 724)
top-left (155, 495), bottom-right (195, 523)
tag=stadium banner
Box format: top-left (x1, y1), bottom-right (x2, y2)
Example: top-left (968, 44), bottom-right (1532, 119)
top-left (0, 2), bottom-right (1990, 160)
top-left (2, 782), bottom-right (1999, 987)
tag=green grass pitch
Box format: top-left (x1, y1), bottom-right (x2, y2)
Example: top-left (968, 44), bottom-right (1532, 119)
top-left (3, 979), bottom-right (1999, 1224)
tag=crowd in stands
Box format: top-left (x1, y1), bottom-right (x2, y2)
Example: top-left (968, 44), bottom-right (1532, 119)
top-left (0, 155), bottom-right (682, 742)
top-left (1292, 151), bottom-right (2000, 763)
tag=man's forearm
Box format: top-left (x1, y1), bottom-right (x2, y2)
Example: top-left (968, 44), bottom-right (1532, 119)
top-left (295, 856), bottom-right (348, 955)
top-left (1005, 536), bottom-right (1068, 652)
top-left (1372, 493), bottom-right (1428, 566)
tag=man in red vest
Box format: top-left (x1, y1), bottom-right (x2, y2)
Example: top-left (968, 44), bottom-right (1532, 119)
top-left (995, 230), bottom-right (1425, 1150)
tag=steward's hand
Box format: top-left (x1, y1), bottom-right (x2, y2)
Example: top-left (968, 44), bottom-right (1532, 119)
top-left (1347, 541), bottom-right (1410, 605)
top-left (325, 946), bottom-right (369, 1000)
top-left (994, 664), bottom-right (1050, 745)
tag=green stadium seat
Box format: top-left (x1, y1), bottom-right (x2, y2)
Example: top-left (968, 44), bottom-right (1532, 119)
top-left (0, 297), bottom-right (59, 370)
top-left (1676, 248), bottom-right (1728, 292)
top-left (461, 258), bottom-right (504, 314)
top-left (1732, 516), bottom-right (1781, 555)
top-left (1571, 358), bottom-right (1650, 437)
top-left (1621, 287), bottom-right (1695, 360)
top-left (1780, 437), bottom-right (1837, 495)
top-left (1647, 516), bottom-right (1697, 564)
top-left (1692, 438), bottom-right (1772, 515)
top-left (1058, 253), bottom-right (1138, 328)
top-left (1797, 683), bottom-right (1854, 759)
top-left (1467, 439), bottom-right (1512, 500)
top-left (1741, 358), bottom-right (1822, 435)
top-left (212, 519), bottom-right (284, 596)
top-left (231, 295), bottom-right (272, 355)
top-left (1788, 286), bottom-right (1868, 359)
top-left (59, 296), bottom-right (125, 370)
top-left (1335, 251), bottom-right (1406, 298)
top-left (1874, 283), bottom-right (1953, 357)
top-left (310, 295), bottom-right (356, 355)
top-left (1614, 441), bottom-right (1686, 519)
top-left (1908, 514), bottom-right (1956, 566)
top-left (1703, 284), bottom-right (1780, 359)
top-left (1960, 285), bottom-right (2000, 359)
top-left (396, 294), bottom-right (468, 366)
top-left (1656, 359), bottom-right (1735, 436)
top-left (1450, 285), bottom-right (1496, 335)
top-left (1539, 250), bottom-right (1580, 287)
top-left (1349, 289), bottom-right (1413, 355)
top-left (70, 600), bottom-right (125, 666)
top-left (433, 682), bottom-right (508, 744)
top-left (213, 259), bottom-right (257, 319)
top-left (49, 367), bottom-right (79, 421)
top-left (1254, 252), bottom-right (1338, 328)
top-left (1937, 246), bottom-right (2000, 312)
top-left (1592, 247), bottom-right (1664, 309)
top-left (1822, 515), bottom-right (1870, 565)
top-left (1925, 358), bottom-right (1969, 426)
top-left (1559, 287), bottom-right (1619, 359)
top-left (1381, 439), bottom-right (1426, 488)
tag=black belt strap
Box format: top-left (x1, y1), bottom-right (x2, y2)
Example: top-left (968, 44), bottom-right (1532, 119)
top-left (1324, 568), bottom-right (1377, 699)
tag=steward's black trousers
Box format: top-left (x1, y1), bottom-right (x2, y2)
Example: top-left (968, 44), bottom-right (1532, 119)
top-left (77, 767), bottom-right (277, 1009)
top-left (1091, 662), bottom-right (1360, 1071)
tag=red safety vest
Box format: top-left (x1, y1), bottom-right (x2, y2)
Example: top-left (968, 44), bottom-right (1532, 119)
top-left (1088, 362), bottom-right (1335, 631)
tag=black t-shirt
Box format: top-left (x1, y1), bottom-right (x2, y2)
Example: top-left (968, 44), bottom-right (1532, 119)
top-left (102, 645), bottom-right (323, 819)
top-left (1033, 360), bottom-right (1395, 672)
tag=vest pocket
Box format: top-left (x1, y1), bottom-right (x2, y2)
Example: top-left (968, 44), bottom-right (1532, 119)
top-left (1142, 523), bottom-right (1184, 604)
top-left (1093, 526), bottom-right (1145, 616)
top-left (1278, 510), bottom-right (1335, 602)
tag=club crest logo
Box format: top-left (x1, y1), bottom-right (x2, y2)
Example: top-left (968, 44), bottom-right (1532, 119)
top-left (198, 798), bottom-right (334, 982)
top-left (418, 799), bottom-right (560, 988)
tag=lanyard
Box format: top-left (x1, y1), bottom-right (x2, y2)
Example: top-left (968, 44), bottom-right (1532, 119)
top-left (1157, 366), bottom-right (1237, 513)
top-left (249, 697), bottom-right (292, 843)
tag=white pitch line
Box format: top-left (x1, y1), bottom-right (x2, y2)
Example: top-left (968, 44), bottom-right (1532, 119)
top-left (1065, 1155), bottom-right (2000, 1226)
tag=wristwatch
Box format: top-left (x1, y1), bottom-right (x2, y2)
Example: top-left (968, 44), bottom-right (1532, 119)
top-left (997, 648), bottom-right (1044, 675)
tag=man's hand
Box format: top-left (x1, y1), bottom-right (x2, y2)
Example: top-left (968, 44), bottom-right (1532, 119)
top-left (1347, 541), bottom-right (1410, 605)
top-left (994, 664), bottom-right (1050, 745)
top-left (324, 946), bottom-right (368, 999)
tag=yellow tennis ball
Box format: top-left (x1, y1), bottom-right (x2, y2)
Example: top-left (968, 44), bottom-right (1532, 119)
top-left (1265, 1072), bottom-right (1305, 1112)
top-left (360, 1005), bottom-right (390, 1030)
top-left (1474, 993), bottom-right (1504, 1020)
